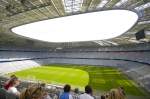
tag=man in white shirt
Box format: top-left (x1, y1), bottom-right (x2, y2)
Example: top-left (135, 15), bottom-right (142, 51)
top-left (79, 85), bottom-right (94, 99)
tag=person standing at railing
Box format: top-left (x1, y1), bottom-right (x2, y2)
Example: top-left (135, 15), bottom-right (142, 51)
top-left (72, 88), bottom-right (80, 99)
top-left (79, 85), bottom-right (94, 99)
top-left (3, 74), bottom-right (17, 90)
top-left (59, 84), bottom-right (73, 99)
top-left (7, 77), bottom-right (21, 97)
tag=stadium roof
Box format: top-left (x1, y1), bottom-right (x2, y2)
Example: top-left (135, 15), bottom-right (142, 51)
top-left (0, 0), bottom-right (150, 48)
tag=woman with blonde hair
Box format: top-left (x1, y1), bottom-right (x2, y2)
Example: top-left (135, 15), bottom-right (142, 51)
top-left (108, 88), bottom-right (126, 99)
top-left (118, 87), bottom-right (126, 99)
top-left (19, 84), bottom-right (51, 99)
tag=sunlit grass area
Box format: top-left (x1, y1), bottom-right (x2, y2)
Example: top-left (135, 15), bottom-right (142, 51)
top-left (9, 64), bottom-right (147, 96)
top-left (9, 66), bottom-right (89, 90)
top-left (56, 65), bottom-right (145, 96)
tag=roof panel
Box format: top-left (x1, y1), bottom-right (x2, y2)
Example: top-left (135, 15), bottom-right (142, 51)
top-left (0, 0), bottom-right (150, 48)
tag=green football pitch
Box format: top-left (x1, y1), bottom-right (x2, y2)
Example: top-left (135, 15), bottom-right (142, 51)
top-left (9, 64), bottom-right (149, 97)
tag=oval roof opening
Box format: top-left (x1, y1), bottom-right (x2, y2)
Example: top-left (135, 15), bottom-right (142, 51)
top-left (12, 10), bottom-right (138, 42)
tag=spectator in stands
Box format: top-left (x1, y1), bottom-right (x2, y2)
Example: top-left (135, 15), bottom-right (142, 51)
top-left (74, 88), bottom-right (79, 94)
top-left (109, 89), bottom-right (117, 99)
top-left (7, 77), bottom-right (20, 97)
top-left (108, 88), bottom-right (126, 99)
top-left (20, 84), bottom-right (51, 99)
top-left (4, 74), bottom-right (17, 90)
top-left (101, 95), bottom-right (105, 99)
top-left (79, 85), bottom-right (94, 99)
top-left (73, 88), bottom-right (80, 99)
top-left (105, 93), bottom-right (109, 99)
top-left (118, 87), bottom-right (125, 96)
top-left (40, 83), bottom-right (52, 99)
top-left (118, 87), bottom-right (126, 99)
top-left (100, 93), bottom-right (110, 99)
top-left (43, 91), bottom-right (52, 99)
top-left (59, 84), bottom-right (73, 99)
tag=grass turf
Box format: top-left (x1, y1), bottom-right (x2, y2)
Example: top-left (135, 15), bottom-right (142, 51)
top-left (9, 64), bottom-right (148, 96)
top-left (9, 66), bottom-right (89, 90)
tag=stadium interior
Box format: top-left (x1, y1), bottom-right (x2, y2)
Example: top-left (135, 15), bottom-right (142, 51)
top-left (0, 0), bottom-right (150, 99)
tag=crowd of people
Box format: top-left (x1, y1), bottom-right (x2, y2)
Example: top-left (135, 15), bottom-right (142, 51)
top-left (0, 75), bottom-right (126, 99)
